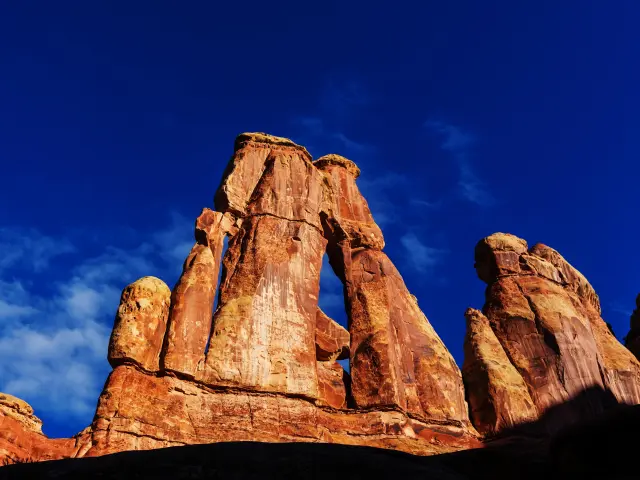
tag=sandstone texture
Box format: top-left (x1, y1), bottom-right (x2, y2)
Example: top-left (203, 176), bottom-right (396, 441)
top-left (80, 364), bottom-right (475, 458)
top-left (346, 249), bottom-right (468, 422)
top-left (108, 277), bottom-right (171, 372)
top-left (0, 394), bottom-right (77, 464)
top-left (462, 308), bottom-right (537, 435)
top-left (314, 153), bottom-right (468, 425)
top-left (162, 209), bottom-right (232, 378)
top-left (315, 308), bottom-right (349, 361)
top-left (0, 394), bottom-right (43, 435)
top-left (464, 233), bottom-right (640, 435)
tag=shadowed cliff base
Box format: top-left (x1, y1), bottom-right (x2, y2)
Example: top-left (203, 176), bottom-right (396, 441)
top-left (2, 387), bottom-right (639, 480)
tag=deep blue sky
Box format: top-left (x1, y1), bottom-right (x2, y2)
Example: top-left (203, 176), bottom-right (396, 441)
top-left (1, 1), bottom-right (639, 438)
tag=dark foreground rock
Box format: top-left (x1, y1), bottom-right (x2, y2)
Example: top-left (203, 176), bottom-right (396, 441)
top-left (2, 404), bottom-right (639, 480)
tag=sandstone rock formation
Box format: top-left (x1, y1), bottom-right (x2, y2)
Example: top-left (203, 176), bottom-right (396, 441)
top-left (624, 294), bottom-right (640, 360)
top-left (0, 133), bottom-right (479, 465)
top-left (5, 135), bottom-right (638, 468)
top-left (108, 277), bottom-right (171, 372)
top-left (0, 394), bottom-right (43, 435)
top-left (0, 394), bottom-right (77, 463)
top-left (162, 209), bottom-right (235, 378)
top-left (462, 308), bottom-right (537, 435)
top-left (315, 154), bottom-right (468, 423)
top-left (463, 233), bottom-right (640, 435)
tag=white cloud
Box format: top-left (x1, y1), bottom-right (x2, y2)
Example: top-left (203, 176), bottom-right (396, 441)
top-left (400, 233), bottom-right (447, 273)
top-left (0, 228), bottom-right (74, 272)
top-left (0, 212), bottom-right (195, 434)
top-left (0, 300), bottom-right (38, 319)
top-left (425, 120), bottom-right (495, 207)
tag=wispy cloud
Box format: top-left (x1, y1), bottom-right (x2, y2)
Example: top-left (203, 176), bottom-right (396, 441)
top-left (0, 228), bottom-right (75, 272)
top-left (291, 115), bottom-right (373, 158)
top-left (400, 233), bottom-right (447, 273)
top-left (0, 299), bottom-right (38, 319)
top-left (357, 172), bottom-right (408, 227)
top-left (0, 212), bottom-right (194, 435)
top-left (410, 199), bottom-right (441, 209)
top-left (425, 120), bottom-right (495, 207)
top-left (609, 302), bottom-right (633, 318)
top-left (321, 78), bottom-right (370, 115)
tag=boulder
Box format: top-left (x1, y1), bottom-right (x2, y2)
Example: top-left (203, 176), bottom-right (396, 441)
top-left (108, 277), bottom-right (171, 372)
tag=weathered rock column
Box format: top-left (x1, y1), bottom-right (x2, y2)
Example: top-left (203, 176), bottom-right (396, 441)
top-left (108, 276), bottom-right (171, 372)
top-left (465, 233), bottom-right (640, 434)
top-left (161, 208), bottom-right (234, 378)
top-left (202, 134), bottom-right (327, 398)
top-left (315, 155), bottom-right (469, 423)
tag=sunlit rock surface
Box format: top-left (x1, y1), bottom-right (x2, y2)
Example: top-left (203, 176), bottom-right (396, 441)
top-left (464, 233), bottom-right (640, 435)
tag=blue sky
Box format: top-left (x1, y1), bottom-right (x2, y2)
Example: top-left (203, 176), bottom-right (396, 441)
top-left (1, 1), bottom-right (639, 438)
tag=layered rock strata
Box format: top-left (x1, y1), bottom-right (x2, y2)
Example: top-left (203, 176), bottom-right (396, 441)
top-left (463, 233), bottom-right (640, 435)
top-left (0, 133), bottom-right (478, 464)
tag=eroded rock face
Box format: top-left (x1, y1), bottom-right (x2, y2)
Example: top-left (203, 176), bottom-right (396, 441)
top-left (316, 362), bottom-right (349, 409)
top-left (214, 133), bottom-right (313, 218)
top-left (0, 393), bottom-right (43, 434)
top-left (315, 154), bottom-right (384, 251)
top-left (0, 394), bottom-right (78, 464)
top-left (347, 249), bottom-right (468, 422)
top-left (162, 209), bottom-right (232, 378)
top-left (203, 216), bottom-right (326, 396)
top-left (465, 233), bottom-right (640, 434)
top-left (83, 365), bottom-right (477, 458)
top-left (315, 308), bottom-right (349, 362)
top-left (462, 308), bottom-right (537, 435)
top-left (313, 155), bottom-right (470, 425)
top-left (108, 277), bottom-right (171, 372)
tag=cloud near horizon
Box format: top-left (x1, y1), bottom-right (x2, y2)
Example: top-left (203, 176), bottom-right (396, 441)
top-left (0, 213), bottom-right (194, 435)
